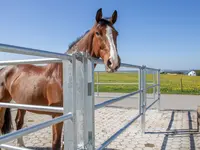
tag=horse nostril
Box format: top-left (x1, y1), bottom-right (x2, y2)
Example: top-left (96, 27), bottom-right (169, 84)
top-left (107, 59), bottom-right (112, 67)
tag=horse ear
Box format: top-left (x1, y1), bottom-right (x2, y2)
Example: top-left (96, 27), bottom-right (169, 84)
top-left (110, 10), bottom-right (117, 24)
top-left (96, 8), bottom-right (102, 23)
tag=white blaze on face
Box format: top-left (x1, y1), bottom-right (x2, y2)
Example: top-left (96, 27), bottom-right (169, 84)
top-left (106, 25), bottom-right (118, 68)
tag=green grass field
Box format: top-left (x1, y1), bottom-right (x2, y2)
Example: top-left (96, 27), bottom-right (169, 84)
top-left (94, 72), bottom-right (200, 95)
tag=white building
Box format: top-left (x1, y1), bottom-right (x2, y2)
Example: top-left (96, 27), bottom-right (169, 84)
top-left (187, 70), bottom-right (196, 76)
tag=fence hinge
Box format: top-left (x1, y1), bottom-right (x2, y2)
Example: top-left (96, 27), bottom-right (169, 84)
top-left (88, 131), bottom-right (93, 145)
top-left (88, 82), bottom-right (92, 96)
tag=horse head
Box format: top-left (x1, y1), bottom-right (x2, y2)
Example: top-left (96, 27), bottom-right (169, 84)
top-left (91, 8), bottom-right (121, 72)
top-left (67, 8), bottom-right (121, 73)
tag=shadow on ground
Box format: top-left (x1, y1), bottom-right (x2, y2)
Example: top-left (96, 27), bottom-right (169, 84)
top-left (104, 148), bottom-right (120, 150)
top-left (145, 111), bottom-right (198, 150)
top-left (26, 147), bottom-right (51, 150)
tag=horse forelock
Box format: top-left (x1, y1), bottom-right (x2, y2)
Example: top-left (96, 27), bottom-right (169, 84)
top-left (98, 18), bottom-right (111, 26)
top-left (97, 18), bottom-right (118, 35)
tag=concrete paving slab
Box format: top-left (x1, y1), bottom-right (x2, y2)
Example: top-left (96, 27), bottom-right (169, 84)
top-left (1, 93), bottom-right (200, 150)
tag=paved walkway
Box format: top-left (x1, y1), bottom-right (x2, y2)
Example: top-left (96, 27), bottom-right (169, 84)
top-left (95, 93), bottom-right (200, 110)
top-left (5, 107), bottom-right (200, 150)
top-left (2, 93), bottom-right (200, 149)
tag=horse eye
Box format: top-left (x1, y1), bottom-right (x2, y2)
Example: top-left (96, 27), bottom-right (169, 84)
top-left (96, 32), bottom-right (100, 36)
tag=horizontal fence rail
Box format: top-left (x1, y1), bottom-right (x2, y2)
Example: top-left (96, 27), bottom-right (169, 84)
top-left (146, 84), bottom-right (159, 90)
top-left (0, 43), bottom-right (72, 60)
top-left (0, 113), bottom-right (72, 144)
top-left (94, 69), bottom-right (159, 97)
top-left (146, 98), bottom-right (159, 111)
top-left (94, 82), bottom-right (154, 85)
top-left (145, 67), bottom-right (160, 71)
top-left (95, 90), bottom-right (141, 110)
top-left (0, 102), bottom-right (63, 113)
top-left (91, 58), bottom-right (142, 69)
top-left (0, 58), bottom-right (62, 65)
top-left (95, 82), bottom-right (138, 85)
top-left (0, 144), bottom-right (32, 150)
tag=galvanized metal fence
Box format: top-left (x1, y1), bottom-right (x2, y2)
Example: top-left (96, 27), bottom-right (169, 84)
top-left (0, 43), bottom-right (95, 150)
top-left (0, 43), bottom-right (160, 150)
top-left (94, 66), bottom-right (160, 150)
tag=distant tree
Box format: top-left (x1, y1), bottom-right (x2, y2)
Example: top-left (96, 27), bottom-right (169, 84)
top-left (176, 72), bottom-right (183, 74)
top-left (195, 70), bottom-right (200, 76)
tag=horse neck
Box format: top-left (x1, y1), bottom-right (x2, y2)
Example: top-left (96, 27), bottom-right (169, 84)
top-left (45, 63), bottom-right (63, 81)
top-left (67, 32), bottom-right (98, 58)
top-left (44, 32), bottom-right (95, 81)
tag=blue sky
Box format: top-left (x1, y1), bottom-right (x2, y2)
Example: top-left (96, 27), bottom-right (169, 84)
top-left (0, 0), bottom-right (200, 70)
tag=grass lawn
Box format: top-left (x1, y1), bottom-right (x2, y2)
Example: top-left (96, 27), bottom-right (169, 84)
top-left (94, 72), bottom-right (200, 95)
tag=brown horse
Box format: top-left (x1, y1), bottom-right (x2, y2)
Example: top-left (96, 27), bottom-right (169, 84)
top-left (0, 8), bottom-right (120, 149)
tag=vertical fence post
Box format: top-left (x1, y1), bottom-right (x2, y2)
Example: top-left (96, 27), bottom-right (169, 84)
top-left (75, 53), bottom-right (85, 149)
top-left (83, 54), bottom-right (95, 150)
top-left (153, 71), bottom-right (156, 101)
top-left (63, 54), bottom-right (77, 150)
top-left (97, 71), bottom-right (99, 96)
top-left (180, 78), bottom-right (183, 92)
top-left (157, 69), bottom-right (161, 112)
top-left (138, 68), bottom-right (142, 115)
top-left (141, 65), bottom-right (147, 134)
top-left (143, 66), bottom-right (147, 133)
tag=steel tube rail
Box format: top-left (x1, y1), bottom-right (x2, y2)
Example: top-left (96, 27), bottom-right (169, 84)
top-left (145, 67), bottom-right (160, 71)
top-left (146, 98), bottom-right (159, 110)
top-left (95, 82), bottom-right (138, 85)
top-left (91, 58), bottom-right (104, 65)
top-left (0, 102), bottom-right (63, 113)
top-left (0, 144), bottom-right (32, 150)
top-left (0, 58), bottom-right (62, 65)
top-left (157, 70), bottom-right (161, 111)
top-left (120, 63), bottom-right (141, 69)
top-left (95, 90), bottom-right (141, 110)
top-left (91, 58), bottom-right (141, 69)
top-left (0, 43), bottom-right (72, 60)
top-left (94, 70), bottom-right (139, 73)
top-left (0, 113), bottom-right (72, 144)
top-left (146, 84), bottom-right (159, 90)
top-left (97, 113), bottom-right (142, 150)
top-left (94, 82), bottom-right (154, 86)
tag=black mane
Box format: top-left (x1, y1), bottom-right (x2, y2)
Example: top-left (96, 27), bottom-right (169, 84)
top-left (68, 30), bottom-right (90, 50)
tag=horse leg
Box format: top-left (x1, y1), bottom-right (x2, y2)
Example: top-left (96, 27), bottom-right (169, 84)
top-left (15, 109), bottom-right (26, 147)
top-left (52, 115), bottom-right (63, 150)
top-left (0, 107), bottom-right (12, 150)
top-left (0, 75), bottom-right (13, 136)
top-left (61, 134), bottom-right (64, 150)
top-left (0, 107), bottom-right (6, 135)
top-left (46, 79), bottom-right (64, 149)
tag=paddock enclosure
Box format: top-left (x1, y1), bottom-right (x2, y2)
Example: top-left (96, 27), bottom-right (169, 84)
top-left (0, 43), bottom-right (199, 150)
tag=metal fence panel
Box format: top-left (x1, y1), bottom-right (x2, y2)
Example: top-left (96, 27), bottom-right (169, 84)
top-left (0, 43), bottom-right (161, 149)
top-left (83, 56), bottom-right (95, 150)
top-left (75, 57), bottom-right (85, 149)
top-left (63, 58), bottom-right (76, 150)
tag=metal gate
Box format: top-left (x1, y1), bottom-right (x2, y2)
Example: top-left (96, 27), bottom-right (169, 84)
top-left (0, 43), bottom-right (160, 150)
